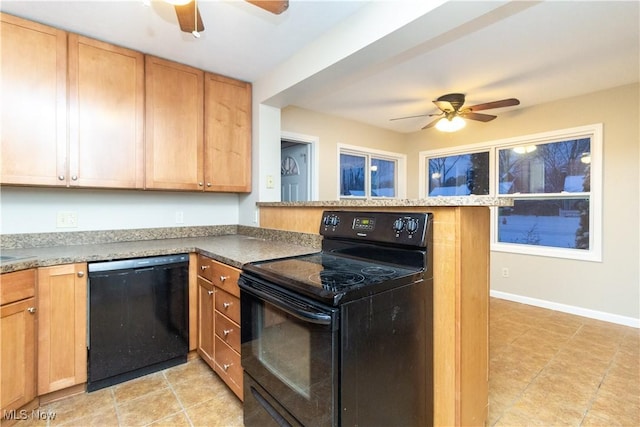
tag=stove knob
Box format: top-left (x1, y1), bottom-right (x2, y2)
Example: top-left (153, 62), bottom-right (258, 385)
top-left (330, 216), bottom-right (340, 227)
top-left (393, 219), bottom-right (405, 232)
top-left (323, 216), bottom-right (332, 226)
top-left (406, 218), bottom-right (419, 233)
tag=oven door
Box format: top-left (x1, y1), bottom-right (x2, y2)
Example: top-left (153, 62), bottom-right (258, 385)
top-left (239, 274), bottom-right (339, 427)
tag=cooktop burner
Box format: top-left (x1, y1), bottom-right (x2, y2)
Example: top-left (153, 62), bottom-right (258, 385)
top-left (245, 253), bottom-right (423, 303)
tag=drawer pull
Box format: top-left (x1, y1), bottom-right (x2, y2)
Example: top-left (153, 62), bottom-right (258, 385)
top-left (223, 363), bottom-right (232, 371)
top-left (223, 302), bottom-right (232, 309)
top-left (220, 275), bottom-right (229, 282)
top-left (223, 329), bottom-right (232, 337)
top-left (27, 307), bottom-right (37, 314)
top-left (77, 271), bottom-right (85, 278)
top-left (207, 290), bottom-right (214, 296)
top-left (200, 265), bottom-right (210, 271)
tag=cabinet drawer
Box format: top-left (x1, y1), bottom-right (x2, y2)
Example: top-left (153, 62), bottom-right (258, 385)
top-left (211, 260), bottom-right (240, 298)
top-left (214, 336), bottom-right (243, 400)
top-left (1, 269), bottom-right (36, 305)
top-left (215, 288), bottom-right (240, 324)
top-left (215, 311), bottom-right (240, 353)
top-left (197, 255), bottom-right (214, 282)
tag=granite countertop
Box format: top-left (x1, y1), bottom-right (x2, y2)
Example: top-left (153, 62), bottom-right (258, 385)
top-left (257, 196), bottom-right (513, 207)
top-left (0, 234), bottom-right (320, 274)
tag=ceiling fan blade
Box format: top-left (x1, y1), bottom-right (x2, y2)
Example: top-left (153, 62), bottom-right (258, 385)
top-left (466, 98), bottom-right (520, 112)
top-left (389, 113), bottom-right (430, 121)
top-left (175, 2), bottom-right (204, 33)
top-left (246, 0), bottom-right (289, 15)
top-left (422, 117), bottom-right (441, 130)
top-left (461, 112), bottom-right (497, 122)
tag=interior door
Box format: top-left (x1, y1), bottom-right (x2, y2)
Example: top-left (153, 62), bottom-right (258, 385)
top-left (281, 142), bottom-right (309, 202)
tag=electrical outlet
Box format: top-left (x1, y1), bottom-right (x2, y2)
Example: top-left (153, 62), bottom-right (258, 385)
top-left (175, 211), bottom-right (184, 224)
top-left (57, 211), bottom-right (78, 228)
top-left (266, 175), bottom-right (274, 189)
top-left (501, 267), bottom-right (510, 278)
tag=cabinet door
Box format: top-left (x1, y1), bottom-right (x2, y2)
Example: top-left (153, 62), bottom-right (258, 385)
top-left (68, 35), bottom-right (144, 189)
top-left (145, 56), bottom-right (204, 190)
top-left (37, 263), bottom-right (87, 394)
top-left (204, 74), bottom-right (252, 192)
top-left (0, 13), bottom-right (67, 186)
top-left (1, 298), bottom-right (36, 413)
top-left (197, 277), bottom-right (215, 368)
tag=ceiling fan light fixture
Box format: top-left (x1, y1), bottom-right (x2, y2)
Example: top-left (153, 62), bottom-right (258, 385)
top-left (436, 116), bottom-right (466, 132)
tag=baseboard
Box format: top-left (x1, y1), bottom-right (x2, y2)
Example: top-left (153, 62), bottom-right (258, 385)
top-left (490, 290), bottom-right (640, 329)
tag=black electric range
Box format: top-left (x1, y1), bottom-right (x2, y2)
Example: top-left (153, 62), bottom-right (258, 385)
top-left (239, 210), bottom-right (434, 427)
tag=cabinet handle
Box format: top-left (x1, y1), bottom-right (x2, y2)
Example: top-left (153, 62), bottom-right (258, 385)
top-left (201, 265), bottom-right (209, 271)
top-left (220, 275), bottom-right (228, 282)
top-left (77, 271), bottom-right (85, 277)
top-left (58, 175), bottom-right (65, 181)
top-left (207, 182), bottom-right (212, 187)
top-left (223, 329), bottom-right (232, 337)
top-left (198, 182), bottom-right (204, 187)
top-left (207, 290), bottom-right (214, 296)
top-left (27, 307), bottom-right (36, 314)
top-left (222, 363), bottom-right (232, 371)
top-left (223, 302), bottom-right (232, 309)
top-left (71, 175), bottom-right (78, 181)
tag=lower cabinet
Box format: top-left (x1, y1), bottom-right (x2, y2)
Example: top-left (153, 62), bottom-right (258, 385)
top-left (197, 276), bottom-right (215, 367)
top-left (36, 263), bottom-right (87, 395)
top-left (1, 270), bottom-right (37, 415)
top-left (197, 255), bottom-right (243, 401)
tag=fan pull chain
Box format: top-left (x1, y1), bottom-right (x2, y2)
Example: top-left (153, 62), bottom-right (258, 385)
top-left (192, 0), bottom-right (200, 38)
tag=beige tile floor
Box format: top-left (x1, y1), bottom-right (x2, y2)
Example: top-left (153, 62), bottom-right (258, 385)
top-left (489, 298), bottom-right (639, 427)
top-left (11, 297), bottom-right (640, 426)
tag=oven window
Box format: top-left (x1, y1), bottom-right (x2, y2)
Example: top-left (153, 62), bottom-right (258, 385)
top-left (241, 284), bottom-right (338, 426)
top-left (259, 303), bottom-right (312, 398)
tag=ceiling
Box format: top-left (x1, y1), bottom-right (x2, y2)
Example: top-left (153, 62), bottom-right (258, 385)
top-left (2, 0), bottom-right (638, 134)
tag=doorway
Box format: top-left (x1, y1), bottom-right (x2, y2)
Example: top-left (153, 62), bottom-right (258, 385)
top-left (280, 132), bottom-right (317, 202)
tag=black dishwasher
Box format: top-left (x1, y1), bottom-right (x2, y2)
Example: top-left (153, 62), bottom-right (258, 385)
top-left (87, 254), bottom-right (189, 392)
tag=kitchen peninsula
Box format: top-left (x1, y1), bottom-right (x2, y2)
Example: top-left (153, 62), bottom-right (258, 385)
top-left (1, 197), bottom-right (506, 426)
top-left (258, 196), bottom-right (510, 427)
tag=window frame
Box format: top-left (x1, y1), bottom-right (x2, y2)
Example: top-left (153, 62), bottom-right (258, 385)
top-left (337, 144), bottom-right (406, 199)
top-left (418, 124), bottom-right (603, 262)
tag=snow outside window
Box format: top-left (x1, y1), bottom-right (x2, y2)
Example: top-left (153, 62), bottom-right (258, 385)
top-left (338, 145), bottom-right (405, 199)
top-left (420, 124), bottom-right (602, 261)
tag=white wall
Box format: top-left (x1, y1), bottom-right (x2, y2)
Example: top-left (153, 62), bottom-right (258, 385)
top-left (0, 187), bottom-right (238, 234)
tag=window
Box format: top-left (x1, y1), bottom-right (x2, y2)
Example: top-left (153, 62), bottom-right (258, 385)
top-left (497, 138), bottom-right (592, 251)
top-left (339, 145), bottom-right (405, 199)
top-left (420, 124), bottom-right (602, 261)
top-left (427, 151), bottom-right (489, 196)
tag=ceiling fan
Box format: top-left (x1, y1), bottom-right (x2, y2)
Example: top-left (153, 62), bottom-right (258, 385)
top-left (170, 0), bottom-right (290, 35)
top-left (391, 93), bottom-right (520, 131)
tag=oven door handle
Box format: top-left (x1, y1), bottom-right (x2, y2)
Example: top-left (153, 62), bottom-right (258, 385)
top-left (240, 282), bottom-right (333, 325)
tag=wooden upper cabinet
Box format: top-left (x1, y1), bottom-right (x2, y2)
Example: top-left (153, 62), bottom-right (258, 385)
top-left (145, 56), bottom-right (204, 190)
top-left (68, 35), bottom-right (144, 189)
top-left (204, 74), bottom-right (252, 192)
top-left (0, 13), bottom-right (67, 186)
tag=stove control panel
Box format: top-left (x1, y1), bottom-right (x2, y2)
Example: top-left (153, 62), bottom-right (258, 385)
top-left (320, 211), bottom-right (432, 248)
